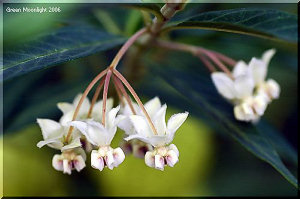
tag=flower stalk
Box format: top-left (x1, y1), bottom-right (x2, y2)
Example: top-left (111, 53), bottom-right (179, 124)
top-left (102, 70), bottom-right (112, 126)
top-left (87, 78), bottom-right (105, 118)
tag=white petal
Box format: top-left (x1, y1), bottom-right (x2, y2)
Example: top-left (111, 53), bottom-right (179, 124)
top-left (145, 151), bottom-right (155, 168)
top-left (112, 147), bottom-right (125, 167)
top-left (144, 97), bottom-right (161, 118)
top-left (69, 120), bottom-right (108, 146)
top-left (124, 134), bottom-right (150, 143)
top-left (262, 49), bottom-right (276, 66)
top-left (266, 79), bottom-right (280, 99)
top-left (211, 72), bottom-right (236, 99)
top-left (234, 103), bottom-right (254, 122)
top-left (154, 155), bottom-right (165, 171)
top-left (91, 150), bottom-right (104, 171)
top-left (153, 104), bottom-right (167, 136)
top-left (59, 111), bottom-right (74, 126)
top-left (37, 139), bottom-right (63, 150)
top-left (148, 136), bottom-right (169, 147)
top-left (52, 154), bottom-right (63, 171)
top-left (234, 75), bottom-right (255, 99)
top-left (167, 112), bottom-right (189, 135)
top-left (57, 103), bottom-right (73, 115)
top-left (107, 106), bottom-right (120, 129)
top-left (166, 150), bottom-right (179, 167)
top-left (37, 119), bottom-right (63, 140)
top-left (73, 93), bottom-right (90, 113)
top-left (63, 159), bottom-right (72, 175)
top-left (249, 58), bottom-right (267, 84)
top-left (74, 155), bottom-right (86, 172)
top-left (105, 150), bottom-right (115, 170)
top-left (253, 95), bottom-right (268, 116)
top-left (93, 98), bottom-right (114, 121)
top-left (129, 115), bottom-right (152, 137)
top-left (117, 115), bottom-right (135, 135)
top-left (168, 144), bottom-right (179, 157)
top-left (232, 61), bottom-right (249, 78)
top-left (61, 137), bottom-right (82, 152)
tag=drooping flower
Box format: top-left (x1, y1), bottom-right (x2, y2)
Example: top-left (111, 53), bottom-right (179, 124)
top-left (117, 97), bottom-right (162, 158)
top-left (124, 104), bottom-right (188, 170)
top-left (36, 118), bottom-right (86, 174)
top-left (69, 106), bottom-right (125, 171)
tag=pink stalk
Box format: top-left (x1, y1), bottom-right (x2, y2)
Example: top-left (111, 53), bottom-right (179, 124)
top-left (113, 75), bottom-right (136, 115)
top-left (113, 77), bottom-right (125, 107)
top-left (102, 70), bottom-right (112, 126)
top-left (65, 68), bottom-right (108, 143)
top-left (87, 78), bottom-right (105, 118)
top-left (113, 69), bottom-right (158, 135)
top-left (196, 54), bottom-right (216, 72)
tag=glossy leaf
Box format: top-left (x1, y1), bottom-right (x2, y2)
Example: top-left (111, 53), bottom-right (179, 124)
top-left (165, 8), bottom-right (297, 42)
top-left (2, 24), bottom-right (126, 81)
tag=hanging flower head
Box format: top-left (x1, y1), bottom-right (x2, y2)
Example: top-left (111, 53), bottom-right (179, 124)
top-left (36, 118), bottom-right (86, 174)
top-left (69, 106), bottom-right (125, 171)
top-left (124, 103), bottom-right (188, 170)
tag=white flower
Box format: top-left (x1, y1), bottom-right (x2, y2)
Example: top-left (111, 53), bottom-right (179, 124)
top-left (145, 144), bottom-right (179, 171)
top-left (58, 93), bottom-right (114, 126)
top-left (69, 106), bottom-right (125, 171)
top-left (211, 52), bottom-right (275, 122)
top-left (124, 104), bottom-right (189, 147)
top-left (36, 118), bottom-right (82, 152)
top-left (52, 148), bottom-right (86, 175)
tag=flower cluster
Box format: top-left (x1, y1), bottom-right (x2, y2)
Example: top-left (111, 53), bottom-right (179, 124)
top-left (211, 49), bottom-right (280, 122)
top-left (37, 95), bottom-right (188, 174)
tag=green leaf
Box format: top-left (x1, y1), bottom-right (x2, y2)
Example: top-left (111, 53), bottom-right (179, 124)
top-left (124, 3), bottom-right (164, 21)
top-left (2, 24), bottom-right (126, 81)
top-left (164, 8), bottom-right (297, 42)
top-left (141, 53), bottom-right (298, 188)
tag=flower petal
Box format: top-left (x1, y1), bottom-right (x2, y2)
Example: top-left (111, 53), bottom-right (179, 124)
top-left (262, 49), bottom-right (276, 66)
top-left (69, 120), bottom-right (107, 146)
top-left (63, 159), bottom-right (72, 175)
top-left (166, 150), bottom-right (179, 167)
top-left (57, 103), bottom-right (73, 115)
top-left (249, 57), bottom-right (267, 84)
top-left (107, 106), bottom-right (120, 129)
top-left (266, 79), bottom-right (280, 99)
top-left (52, 154), bottom-right (63, 171)
top-left (59, 111), bottom-right (75, 126)
top-left (154, 155), bottom-right (165, 171)
top-left (153, 104), bottom-right (167, 136)
top-left (37, 118), bottom-right (63, 140)
top-left (74, 155), bottom-right (86, 172)
top-left (117, 115), bottom-right (135, 135)
top-left (73, 93), bottom-right (90, 113)
top-left (112, 147), bottom-right (125, 167)
top-left (129, 115), bottom-right (152, 137)
top-left (144, 97), bottom-right (161, 118)
top-left (105, 150), bottom-right (115, 170)
top-left (91, 150), bottom-right (104, 171)
top-left (145, 151), bottom-right (155, 168)
top-left (61, 137), bottom-right (82, 152)
top-left (37, 139), bottom-right (63, 149)
top-left (232, 61), bottom-right (249, 78)
top-left (211, 72), bottom-right (236, 99)
top-left (169, 144), bottom-right (179, 157)
top-left (234, 75), bottom-right (255, 99)
top-left (167, 112), bottom-right (189, 135)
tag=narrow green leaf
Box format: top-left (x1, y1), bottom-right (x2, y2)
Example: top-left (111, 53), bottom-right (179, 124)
top-left (2, 24), bottom-right (126, 81)
top-left (164, 8), bottom-right (297, 42)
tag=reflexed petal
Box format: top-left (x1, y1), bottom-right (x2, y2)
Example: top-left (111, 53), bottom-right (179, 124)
top-left (63, 159), bottom-right (72, 175)
top-left (167, 112), bottom-right (189, 135)
top-left (61, 137), bottom-right (82, 151)
top-left (57, 103), bottom-right (73, 115)
top-left (129, 115), bottom-right (152, 137)
top-left (74, 155), bottom-right (86, 172)
top-left (153, 104), bottom-right (167, 136)
top-left (234, 75), bottom-right (255, 99)
top-left (249, 58), bottom-right (267, 84)
top-left (93, 98), bottom-right (114, 120)
top-left (37, 139), bottom-right (63, 149)
top-left (211, 72), bottom-right (236, 99)
top-left (148, 136), bottom-right (169, 147)
top-left (253, 95), bottom-right (268, 116)
top-left (91, 150), bottom-right (104, 171)
top-left (144, 97), bottom-right (161, 118)
top-left (234, 104), bottom-right (254, 122)
top-left (262, 49), bottom-right (276, 66)
top-left (69, 120), bottom-right (107, 146)
top-left (117, 115), bottom-right (135, 135)
top-left (232, 61), bottom-right (249, 78)
top-left (107, 106), bottom-right (120, 129)
top-left (145, 151), bottom-right (155, 168)
top-left (59, 111), bottom-right (74, 126)
top-left (37, 118), bottom-right (63, 140)
top-left (169, 144), bottom-right (179, 157)
top-left (124, 134), bottom-right (149, 143)
top-left (73, 93), bottom-right (90, 114)
top-left (166, 150), bottom-right (179, 167)
top-left (154, 155), bottom-right (165, 171)
top-left (112, 147), bottom-right (125, 167)
top-left (52, 154), bottom-right (63, 171)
